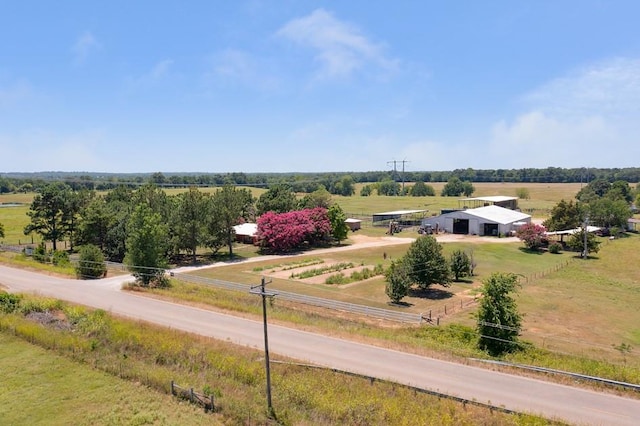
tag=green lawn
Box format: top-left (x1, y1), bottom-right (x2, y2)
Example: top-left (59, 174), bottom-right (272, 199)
top-left (0, 333), bottom-right (220, 426)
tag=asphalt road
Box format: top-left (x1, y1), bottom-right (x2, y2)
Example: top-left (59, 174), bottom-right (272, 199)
top-left (1, 265), bottom-right (639, 425)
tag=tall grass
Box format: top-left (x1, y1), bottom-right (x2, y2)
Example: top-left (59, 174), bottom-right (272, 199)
top-left (0, 293), bottom-right (547, 425)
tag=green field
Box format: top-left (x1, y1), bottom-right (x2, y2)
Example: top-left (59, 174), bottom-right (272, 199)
top-left (0, 333), bottom-right (219, 426)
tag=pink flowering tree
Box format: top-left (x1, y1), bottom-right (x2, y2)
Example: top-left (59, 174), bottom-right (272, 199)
top-left (257, 208), bottom-right (331, 252)
top-left (515, 223), bottom-right (548, 251)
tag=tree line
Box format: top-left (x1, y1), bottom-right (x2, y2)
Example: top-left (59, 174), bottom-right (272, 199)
top-left (18, 182), bottom-right (350, 286)
top-left (3, 166), bottom-right (640, 195)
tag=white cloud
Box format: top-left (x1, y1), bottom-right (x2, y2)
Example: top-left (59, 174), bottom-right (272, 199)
top-left (276, 8), bottom-right (397, 79)
top-left (524, 57), bottom-right (640, 118)
top-left (125, 59), bottom-right (174, 90)
top-left (72, 31), bottom-right (100, 65)
top-left (488, 57), bottom-right (640, 168)
top-left (207, 49), bottom-right (280, 91)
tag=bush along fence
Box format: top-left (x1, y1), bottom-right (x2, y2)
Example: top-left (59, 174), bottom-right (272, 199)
top-left (170, 380), bottom-right (215, 413)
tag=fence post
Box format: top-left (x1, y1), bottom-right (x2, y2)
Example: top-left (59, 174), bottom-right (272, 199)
top-left (171, 380), bottom-right (174, 395)
top-left (210, 394), bottom-right (215, 412)
top-left (190, 388), bottom-right (195, 403)
top-left (445, 305), bottom-right (447, 315)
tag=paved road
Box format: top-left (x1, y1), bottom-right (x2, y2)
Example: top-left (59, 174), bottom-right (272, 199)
top-left (1, 265), bottom-right (639, 425)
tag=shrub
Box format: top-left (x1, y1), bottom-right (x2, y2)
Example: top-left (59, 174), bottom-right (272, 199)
top-left (51, 250), bottom-right (70, 266)
top-left (0, 292), bottom-right (22, 313)
top-left (515, 223), bottom-right (548, 251)
top-left (548, 242), bottom-right (562, 254)
top-left (76, 244), bottom-right (107, 279)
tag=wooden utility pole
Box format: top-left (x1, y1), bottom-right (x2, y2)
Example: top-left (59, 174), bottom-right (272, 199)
top-left (250, 277), bottom-right (277, 418)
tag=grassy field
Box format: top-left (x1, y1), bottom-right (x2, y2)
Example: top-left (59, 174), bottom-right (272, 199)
top-left (0, 333), bottom-right (220, 426)
top-left (341, 182), bottom-right (583, 219)
top-left (0, 297), bottom-right (548, 425)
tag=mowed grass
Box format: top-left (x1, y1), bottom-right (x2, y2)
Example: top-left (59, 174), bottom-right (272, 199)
top-left (185, 239), bottom-right (575, 316)
top-left (0, 333), bottom-right (219, 426)
top-left (0, 205), bottom-right (33, 245)
top-left (517, 233), bottom-right (640, 359)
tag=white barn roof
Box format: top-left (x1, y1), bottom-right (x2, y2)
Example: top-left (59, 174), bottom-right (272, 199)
top-left (462, 205), bottom-right (530, 225)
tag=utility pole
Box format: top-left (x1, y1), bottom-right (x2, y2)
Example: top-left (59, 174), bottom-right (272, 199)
top-left (250, 277), bottom-right (277, 418)
top-left (582, 215), bottom-right (589, 259)
top-left (387, 159), bottom-right (409, 195)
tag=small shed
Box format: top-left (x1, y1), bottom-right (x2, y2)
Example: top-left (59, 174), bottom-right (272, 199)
top-left (345, 218), bottom-right (362, 231)
top-left (233, 223), bottom-right (258, 244)
top-left (628, 218), bottom-right (640, 232)
top-left (422, 205), bottom-right (531, 236)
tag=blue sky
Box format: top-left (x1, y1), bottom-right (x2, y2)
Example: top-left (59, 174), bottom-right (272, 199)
top-left (2, 1), bottom-right (640, 173)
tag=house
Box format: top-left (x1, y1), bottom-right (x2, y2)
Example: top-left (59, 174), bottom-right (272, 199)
top-left (421, 205), bottom-right (531, 236)
top-left (233, 223), bottom-right (258, 244)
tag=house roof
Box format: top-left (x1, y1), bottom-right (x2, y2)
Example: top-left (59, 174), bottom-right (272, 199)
top-left (233, 223), bottom-right (257, 236)
top-left (461, 205), bottom-right (531, 225)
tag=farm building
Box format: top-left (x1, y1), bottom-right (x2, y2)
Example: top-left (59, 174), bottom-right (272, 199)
top-left (372, 209), bottom-right (427, 227)
top-left (421, 205), bottom-right (531, 236)
top-left (458, 196), bottom-right (519, 210)
top-left (233, 223), bottom-right (258, 244)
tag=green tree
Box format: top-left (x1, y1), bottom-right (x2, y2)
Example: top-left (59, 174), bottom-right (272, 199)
top-left (403, 236), bottom-right (451, 290)
top-left (385, 259), bottom-right (411, 303)
top-left (377, 179), bottom-right (401, 196)
top-left (608, 180), bottom-right (632, 202)
top-left (173, 187), bottom-right (210, 263)
top-left (256, 184), bottom-right (297, 215)
top-left (450, 250), bottom-right (471, 281)
top-left (462, 181), bottom-right (475, 197)
top-left (64, 189), bottom-right (93, 251)
top-left (410, 181), bottom-right (435, 197)
top-left (75, 244), bottom-right (107, 279)
top-left (75, 196), bottom-right (112, 251)
top-left (333, 175), bottom-right (356, 196)
top-left (360, 185), bottom-right (372, 197)
top-left (327, 204), bottom-right (349, 244)
top-left (587, 198), bottom-right (632, 229)
top-left (209, 185), bottom-right (253, 257)
top-left (566, 230), bottom-right (601, 256)
top-left (477, 272), bottom-right (522, 355)
top-left (441, 177), bottom-right (465, 196)
top-left (299, 186), bottom-right (332, 209)
top-left (124, 204), bottom-right (169, 287)
top-left (24, 182), bottom-right (73, 251)
top-left (542, 199), bottom-right (583, 231)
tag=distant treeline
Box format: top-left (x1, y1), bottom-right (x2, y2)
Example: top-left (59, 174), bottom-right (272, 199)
top-left (1, 167), bottom-right (639, 194)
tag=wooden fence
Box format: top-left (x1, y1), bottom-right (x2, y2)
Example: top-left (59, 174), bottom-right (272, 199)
top-left (170, 380), bottom-right (215, 412)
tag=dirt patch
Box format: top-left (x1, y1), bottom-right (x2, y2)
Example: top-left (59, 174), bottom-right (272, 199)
top-left (26, 310), bottom-right (73, 331)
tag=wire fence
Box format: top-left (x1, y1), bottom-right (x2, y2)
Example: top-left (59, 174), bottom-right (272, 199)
top-left (177, 272), bottom-right (424, 324)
